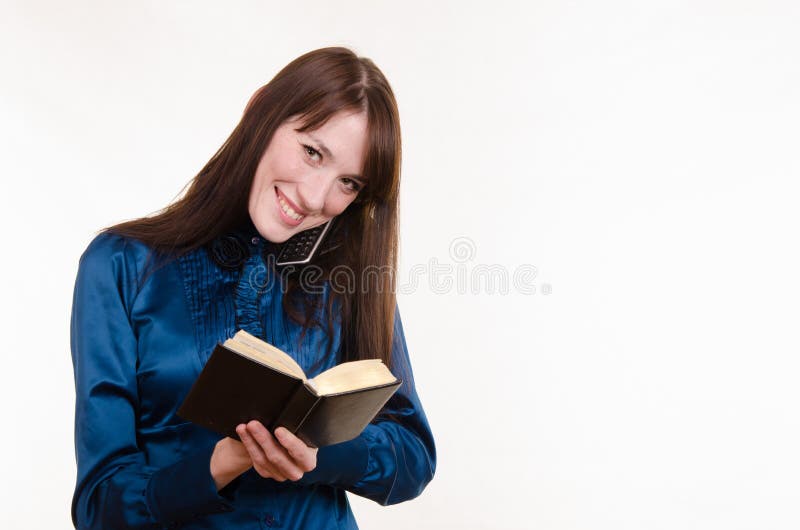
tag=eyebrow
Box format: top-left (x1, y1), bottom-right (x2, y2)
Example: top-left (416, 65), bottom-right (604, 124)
top-left (308, 133), bottom-right (366, 183)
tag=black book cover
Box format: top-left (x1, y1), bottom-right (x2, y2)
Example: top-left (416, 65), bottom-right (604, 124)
top-left (177, 343), bottom-right (401, 447)
top-left (276, 382), bottom-right (402, 447)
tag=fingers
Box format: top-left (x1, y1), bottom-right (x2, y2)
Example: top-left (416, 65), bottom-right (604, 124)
top-left (242, 421), bottom-right (306, 481)
top-left (274, 427), bottom-right (318, 473)
top-left (236, 423), bottom-right (288, 481)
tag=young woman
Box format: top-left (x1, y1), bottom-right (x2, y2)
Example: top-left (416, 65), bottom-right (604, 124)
top-left (70, 47), bottom-right (435, 529)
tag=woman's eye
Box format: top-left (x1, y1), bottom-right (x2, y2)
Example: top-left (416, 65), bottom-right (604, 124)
top-left (303, 144), bottom-right (321, 162)
top-left (341, 178), bottom-right (362, 194)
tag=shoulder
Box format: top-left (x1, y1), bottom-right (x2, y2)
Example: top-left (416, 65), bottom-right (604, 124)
top-left (79, 231), bottom-right (152, 273)
top-left (75, 232), bottom-right (160, 305)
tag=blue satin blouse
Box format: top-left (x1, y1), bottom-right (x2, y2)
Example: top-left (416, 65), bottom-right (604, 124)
top-left (69, 227), bottom-right (436, 529)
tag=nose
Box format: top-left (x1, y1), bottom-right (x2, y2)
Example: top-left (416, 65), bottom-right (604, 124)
top-left (295, 171), bottom-right (333, 214)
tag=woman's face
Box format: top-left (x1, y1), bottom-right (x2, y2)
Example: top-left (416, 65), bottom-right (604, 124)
top-left (248, 109), bottom-right (368, 243)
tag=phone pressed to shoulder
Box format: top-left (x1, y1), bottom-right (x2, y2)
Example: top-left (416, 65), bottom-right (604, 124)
top-left (275, 218), bottom-right (337, 266)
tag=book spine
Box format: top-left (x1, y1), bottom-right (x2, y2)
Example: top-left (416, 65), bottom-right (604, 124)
top-left (273, 384), bottom-right (321, 440)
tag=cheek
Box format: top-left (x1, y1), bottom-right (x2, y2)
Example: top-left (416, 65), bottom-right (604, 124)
top-left (274, 152), bottom-right (306, 183)
top-left (259, 156), bottom-right (301, 189)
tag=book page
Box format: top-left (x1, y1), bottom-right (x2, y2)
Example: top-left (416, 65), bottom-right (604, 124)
top-left (225, 330), bottom-right (306, 379)
top-left (309, 359), bottom-right (397, 395)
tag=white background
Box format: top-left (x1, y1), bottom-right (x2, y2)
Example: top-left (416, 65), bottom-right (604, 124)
top-left (2, 1), bottom-right (799, 529)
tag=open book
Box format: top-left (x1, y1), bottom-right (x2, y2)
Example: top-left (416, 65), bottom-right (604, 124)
top-left (177, 330), bottom-right (401, 447)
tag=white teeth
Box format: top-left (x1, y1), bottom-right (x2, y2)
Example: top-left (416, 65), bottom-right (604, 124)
top-left (278, 196), bottom-right (304, 221)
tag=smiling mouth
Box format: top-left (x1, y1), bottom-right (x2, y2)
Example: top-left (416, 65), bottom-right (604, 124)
top-left (274, 187), bottom-right (306, 223)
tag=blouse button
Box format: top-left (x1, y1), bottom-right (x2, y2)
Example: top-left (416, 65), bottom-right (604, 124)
top-left (251, 237), bottom-right (260, 245)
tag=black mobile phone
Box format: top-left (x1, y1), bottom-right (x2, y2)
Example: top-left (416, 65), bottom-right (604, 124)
top-left (275, 218), bottom-right (337, 266)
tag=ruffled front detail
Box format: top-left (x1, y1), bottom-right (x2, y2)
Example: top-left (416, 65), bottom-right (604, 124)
top-left (177, 223), bottom-right (334, 368)
top-left (176, 223), bottom-right (267, 364)
top-left (234, 250), bottom-right (266, 339)
top-left (176, 247), bottom-right (240, 367)
top-left (177, 223), bottom-right (286, 353)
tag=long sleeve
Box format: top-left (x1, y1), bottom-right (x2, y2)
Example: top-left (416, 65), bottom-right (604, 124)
top-left (296, 305), bottom-right (437, 505)
top-left (70, 234), bottom-right (235, 529)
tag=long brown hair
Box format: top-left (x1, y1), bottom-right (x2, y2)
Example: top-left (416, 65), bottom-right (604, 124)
top-left (106, 47), bottom-right (401, 367)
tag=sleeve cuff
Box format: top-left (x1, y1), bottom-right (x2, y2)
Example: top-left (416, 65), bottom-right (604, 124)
top-left (297, 435), bottom-right (369, 487)
top-left (146, 443), bottom-right (236, 524)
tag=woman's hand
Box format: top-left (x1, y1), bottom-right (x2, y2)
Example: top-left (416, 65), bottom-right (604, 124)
top-left (209, 435), bottom-right (253, 491)
top-left (237, 420), bottom-right (318, 482)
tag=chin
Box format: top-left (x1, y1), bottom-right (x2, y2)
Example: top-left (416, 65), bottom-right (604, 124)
top-left (261, 228), bottom-right (293, 244)
top-left (251, 218), bottom-right (290, 244)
